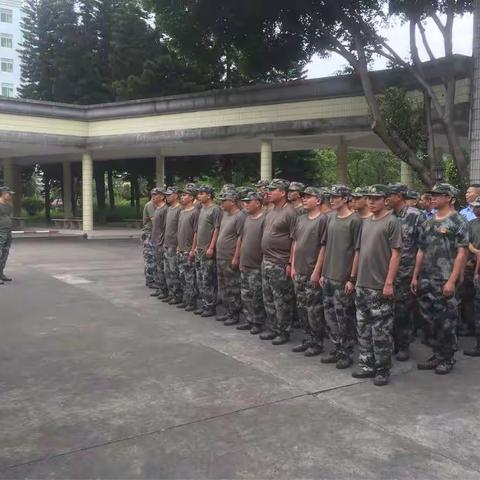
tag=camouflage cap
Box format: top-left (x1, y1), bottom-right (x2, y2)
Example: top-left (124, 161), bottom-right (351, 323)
top-left (388, 183), bottom-right (409, 195)
top-left (366, 184), bottom-right (390, 197)
top-left (151, 187), bottom-right (165, 196)
top-left (165, 186), bottom-right (179, 195)
top-left (237, 186), bottom-right (254, 196)
top-left (351, 187), bottom-right (368, 198)
top-left (185, 182), bottom-right (198, 193)
top-left (180, 187), bottom-right (197, 196)
top-left (302, 186), bottom-right (323, 198)
top-left (255, 179), bottom-right (270, 188)
top-left (426, 183), bottom-right (457, 197)
top-left (197, 184), bottom-right (215, 196)
top-left (268, 178), bottom-right (290, 191)
top-left (471, 196), bottom-right (480, 207)
top-left (241, 191), bottom-right (264, 202)
top-left (329, 184), bottom-right (351, 197)
top-left (221, 183), bottom-right (236, 192)
top-left (219, 190), bottom-right (238, 201)
top-left (0, 186), bottom-right (14, 194)
top-left (405, 190), bottom-right (420, 200)
top-left (288, 181), bottom-right (306, 192)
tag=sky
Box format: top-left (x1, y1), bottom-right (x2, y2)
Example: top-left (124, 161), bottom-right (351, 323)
top-left (306, 13), bottom-right (473, 79)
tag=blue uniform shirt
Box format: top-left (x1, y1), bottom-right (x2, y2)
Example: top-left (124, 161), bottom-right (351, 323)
top-left (460, 205), bottom-right (476, 222)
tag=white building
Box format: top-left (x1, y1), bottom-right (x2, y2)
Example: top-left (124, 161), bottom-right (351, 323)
top-left (0, 0), bottom-right (22, 98)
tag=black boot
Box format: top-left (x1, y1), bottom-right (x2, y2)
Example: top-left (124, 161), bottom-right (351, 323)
top-left (0, 274), bottom-right (12, 282)
top-left (464, 338), bottom-right (480, 357)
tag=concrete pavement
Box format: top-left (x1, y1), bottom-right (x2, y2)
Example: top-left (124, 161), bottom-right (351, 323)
top-left (1, 238), bottom-right (480, 479)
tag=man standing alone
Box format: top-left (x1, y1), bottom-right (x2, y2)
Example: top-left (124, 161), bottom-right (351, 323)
top-left (0, 186), bottom-right (14, 284)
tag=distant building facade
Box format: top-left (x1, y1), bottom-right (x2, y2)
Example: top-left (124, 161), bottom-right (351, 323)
top-left (0, 0), bottom-right (22, 98)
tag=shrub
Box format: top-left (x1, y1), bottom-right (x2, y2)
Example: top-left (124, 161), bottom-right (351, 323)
top-left (22, 197), bottom-right (44, 216)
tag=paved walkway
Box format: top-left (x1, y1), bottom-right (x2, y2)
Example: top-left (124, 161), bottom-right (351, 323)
top-left (1, 238), bottom-right (480, 479)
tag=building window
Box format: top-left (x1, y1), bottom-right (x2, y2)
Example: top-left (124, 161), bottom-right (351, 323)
top-left (0, 33), bottom-right (12, 48)
top-left (1, 58), bottom-right (13, 72)
top-left (1, 83), bottom-right (14, 97)
top-left (0, 9), bottom-right (12, 23)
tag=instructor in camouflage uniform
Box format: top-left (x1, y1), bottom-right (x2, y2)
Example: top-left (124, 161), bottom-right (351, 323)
top-left (260, 179), bottom-right (297, 345)
top-left (412, 183), bottom-right (468, 375)
top-left (0, 186), bottom-right (14, 284)
top-left (387, 183), bottom-right (424, 361)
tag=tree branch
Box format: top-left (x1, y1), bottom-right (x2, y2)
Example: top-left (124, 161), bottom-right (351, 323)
top-left (430, 12), bottom-right (446, 34)
top-left (417, 21), bottom-right (436, 62)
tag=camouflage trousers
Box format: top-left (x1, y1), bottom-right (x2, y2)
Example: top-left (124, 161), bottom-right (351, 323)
top-left (177, 251), bottom-right (197, 307)
top-left (196, 250), bottom-right (217, 311)
top-left (474, 281), bottom-right (480, 339)
top-left (143, 236), bottom-right (157, 286)
top-left (355, 287), bottom-right (394, 374)
top-left (393, 276), bottom-right (415, 351)
top-left (459, 266), bottom-right (475, 333)
top-left (164, 247), bottom-right (183, 301)
top-left (293, 275), bottom-right (325, 346)
top-left (154, 245), bottom-right (168, 296)
top-left (240, 268), bottom-right (266, 326)
top-left (0, 231), bottom-right (11, 275)
top-left (323, 279), bottom-right (356, 359)
top-left (217, 259), bottom-right (242, 321)
top-left (417, 278), bottom-right (458, 363)
top-left (261, 260), bottom-right (294, 336)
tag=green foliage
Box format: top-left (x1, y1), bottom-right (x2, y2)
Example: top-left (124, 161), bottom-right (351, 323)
top-left (22, 197), bottom-right (44, 216)
top-left (347, 150), bottom-right (401, 186)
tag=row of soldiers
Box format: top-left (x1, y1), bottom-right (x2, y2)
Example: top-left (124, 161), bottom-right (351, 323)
top-left (141, 178), bottom-right (478, 387)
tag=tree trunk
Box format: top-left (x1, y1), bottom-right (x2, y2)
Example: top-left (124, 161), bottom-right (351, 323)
top-left (44, 174), bottom-right (51, 222)
top-left (130, 177), bottom-right (135, 207)
top-left (107, 167), bottom-right (115, 209)
top-left (94, 164), bottom-right (106, 210)
top-left (133, 176), bottom-right (140, 214)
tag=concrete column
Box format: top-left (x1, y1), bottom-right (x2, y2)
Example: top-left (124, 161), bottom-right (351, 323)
top-left (336, 138), bottom-right (348, 184)
top-left (470, 0), bottom-right (480, 182)
top-left (400, 161), bottom-right (414, 188)
top-left (260, 139), bottom-right (272, 181)
top-left (62, 160), bottom-right (73, 218)
top-left (82, 152), bottom-right (93, 232)
top-left (3, 159), bottom-right (21, 216)
top-left (155, 154), bottom-right (165, 187)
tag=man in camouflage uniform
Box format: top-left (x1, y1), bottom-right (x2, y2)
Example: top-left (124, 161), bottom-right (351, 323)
top-left (238, 191), bottom-right (267, 334)
top-left (163, 187), bottom-right (183, 305)
top-left (177, 187), bottom-right (200, 311)
top-left (216, 190), bottom-right (245, 325)
top-left (288, 182), bottom-right (306, 216)
top-left (465, 197), bottom-right (480, 356)
top-left (387, 183), bottom-right (424, 361)
top-left (149, 188), bottom-right (169, 299)
top-left (260, 179), bottom-right (297, 345)
top-left (353, 185), bottom-right (403, 387)
top-left (142, 188), bottom-right (159, 288)
top-left (412, 183), bottom-right (469, 375)
top-left (321, 185), bottom-right (362, 368)
top-left (195, 185), bottom-right (222, 317)
top-left (0, 186), bottom-right (14, 284)
top-left (291, 187), bottom-right (329, 356)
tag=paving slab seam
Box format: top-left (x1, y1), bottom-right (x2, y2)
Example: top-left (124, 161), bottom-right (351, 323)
top-left (318, 395), bottom-right (480, 475)
top-left (2, 391), bottom-right (312, 472)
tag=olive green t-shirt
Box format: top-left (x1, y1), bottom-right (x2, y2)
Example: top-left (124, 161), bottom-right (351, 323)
top-left (322, 212), bottom-right (362, 283)
top-left (357, 211), bottom-right (403, 290)
top-left (164, 204), bottom-right (182, 249)
top-left (240, 212), bottom-right (266, 270)
top-left (151, 204), bottom-right (168, 246)
top-left (261, 204), bottom-right (297, 265)
top-left (196, 204), bottom-right (222, 251)
top-left (0, 202), bottom-right (13, 232)
top-left (142, 200), bottom-right (156, 233)
top-left (177, 207), bottom-right (199, 252)
top-left (293, 213), bottom-right (328, 275)
top-left (216, 210), bottom-right (245, 260)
